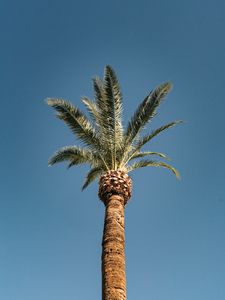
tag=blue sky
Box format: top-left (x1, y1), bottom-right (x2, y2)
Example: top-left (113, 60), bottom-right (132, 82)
top-left (0, 0), bottom-right (225, 299)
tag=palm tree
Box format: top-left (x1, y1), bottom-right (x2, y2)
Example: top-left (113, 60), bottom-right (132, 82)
top-left (47, 66), bottom-right (182, 300)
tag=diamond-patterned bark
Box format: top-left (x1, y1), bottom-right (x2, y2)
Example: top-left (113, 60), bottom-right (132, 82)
top-left (101, 195), bottom-right (126, 300)
top-left (98, 170), bottom-right (132, 205)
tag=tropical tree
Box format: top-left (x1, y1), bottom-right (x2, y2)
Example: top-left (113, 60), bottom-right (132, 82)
top-left (47, 66), bottom-right (182, 300)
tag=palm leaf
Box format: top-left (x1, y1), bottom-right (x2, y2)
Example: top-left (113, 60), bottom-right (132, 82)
top-left (82, 97), bottom-right (100, 125)
top-left (92, 77), bottom-right (109, 129)
top-left (127, 159), bottom-right (180, 178)
top-left (92, 78), bottom-right (112, 160)
top-left (81, 96), bottom-right (111, 154)
top-left (129, 151), bottom-right (169, 160)
top-left (119, 82), bottom-right (173, 167)
top-left (125, 82), bottom-right (172, 146)
top-left (120, 120), bottom-right (182, 167)
top-left (48, 146), bottom-right (99, 167)
top-left (93, 77), bottom-right (107, 113)
top-left (82, 166), bottom-right (103, 190)
top-left (104, 66), bottom-right (123, 142)
top-left (47, 98), bottom-right (104, 151)
top-left (136, 120), bottom-right (182, 150)
top-left (104, 65), bottom-right (123, 168)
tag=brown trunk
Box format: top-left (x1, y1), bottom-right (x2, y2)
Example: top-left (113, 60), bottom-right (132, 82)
top-left (101, 194), bottom-right (126, 300)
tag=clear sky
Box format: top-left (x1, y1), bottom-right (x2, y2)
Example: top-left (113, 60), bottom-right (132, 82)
top-left (0, 0), bottom-right (224, 299)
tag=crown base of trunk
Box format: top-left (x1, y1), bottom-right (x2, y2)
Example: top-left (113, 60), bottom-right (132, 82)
top-left (98, 170), bottom-right (132, 205)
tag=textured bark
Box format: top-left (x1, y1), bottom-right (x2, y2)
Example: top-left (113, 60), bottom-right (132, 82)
top-left (98, 170), bottom-right (132, 205)
top-left (102, 195), bottom-right (126, 300)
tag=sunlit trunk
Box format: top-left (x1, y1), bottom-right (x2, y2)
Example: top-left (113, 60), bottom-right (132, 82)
top-left (101, 194), bottom-right (126, 300)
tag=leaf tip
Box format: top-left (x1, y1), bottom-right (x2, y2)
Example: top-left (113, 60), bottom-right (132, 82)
top-left (81, 184), bottom-right (87, 191)
top-left (175, 170), bottom-right (181, 180)
top-left (45, 98), bottom-right (52, 105)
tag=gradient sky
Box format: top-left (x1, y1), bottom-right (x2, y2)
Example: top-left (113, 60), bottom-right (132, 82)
top-left (0, 0), bottom-right (225, 299)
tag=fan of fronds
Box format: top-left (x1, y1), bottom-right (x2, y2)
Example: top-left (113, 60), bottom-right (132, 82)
top-left (47, 65), bottom-right (182, 189)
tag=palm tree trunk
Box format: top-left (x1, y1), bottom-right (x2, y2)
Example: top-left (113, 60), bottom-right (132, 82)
top-left (101, 194), bottom-right (126, 300)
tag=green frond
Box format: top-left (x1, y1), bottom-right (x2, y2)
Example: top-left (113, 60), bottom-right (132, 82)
top-left (125, 82), bottom-right (172, 144)
top-left (129, 151), bottom-right (170, 160)
top-left (91, 78), bottom-right (112, 161)
top-left (93, 77), bottom-right (106, 111)
top-left (127, 159), bottom-right (180, 179)
top-left (120, 120), bottom-right (182, 168)
top-left (119, 82), bottom-right (172, 167)
top-left (104, 66), bottom-right (123, 139)
top-left (104, 65), bottom-right (123, 168)
top-left (92, 78), bottom-right (110, 129)
top-left (46, 98), bottom-right (102, 151)
top-left (135, 120), bottom-right (182, 151)
top-left (82, 166), bottom-right (103, 190)
top-left (82, 97), bottom-right (100, 126)
top-left (48, 146), bottom-right (100, 167)
top-left (124, 93), bottom-right (150, 146)
top-left (104, 66), bottom-right (123, 119)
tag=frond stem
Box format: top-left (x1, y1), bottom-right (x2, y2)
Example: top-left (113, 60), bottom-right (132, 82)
top-left (100, 153), bottom-right (110, 171)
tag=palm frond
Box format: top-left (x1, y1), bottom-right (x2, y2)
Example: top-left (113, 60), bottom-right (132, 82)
top-left (91, 78), bottom-right (112, 161)
top-left (119, 82), bottom-right (172, 167)
top-left (125, 82), bottom-right (172, 146)
top-left (47, 98), bottom-right (102, 151)
top-left (135, 120), bottom-right (182, 151)
top-left (92, 77), bottom-right (110, 130)
top-left (124, 93), bottom-right (150, 146)
top-left (104, 66), bottom-right (123, 141)
top-left (48, 146), bottom-right (99, 167)
top-left (120, 120), bottom-right (182, 167)
top-left (104, 65), bottom-right (123, 168)
top-left (93, 77), bottom-right (106, 111)
top-left (129, 151), bottom-right (170, 160)
top-left (82, 166), bottom-right (103, 190)
top-left (127, 159), bottom-right (180, 179)
top-left (82, 97), bottom-right (100, 125)
top-left (104, 66), bottom-right (123, 106)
